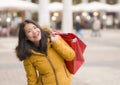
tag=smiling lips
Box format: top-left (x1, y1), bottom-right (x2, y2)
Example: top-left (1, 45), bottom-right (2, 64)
top-left (33, 33), bottom-right (39, 39)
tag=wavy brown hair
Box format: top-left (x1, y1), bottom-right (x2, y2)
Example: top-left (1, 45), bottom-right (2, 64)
top-left (15, 20), bottom-right (50, 61)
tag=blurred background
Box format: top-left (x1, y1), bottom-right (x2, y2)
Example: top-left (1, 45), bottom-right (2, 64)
top-left (0, 0), bottom-right (120, 36)
top-left (0, 0), bottom-right (120, 85)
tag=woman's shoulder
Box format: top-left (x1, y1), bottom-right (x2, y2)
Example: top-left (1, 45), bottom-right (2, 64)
top-left (24, 50), bottom-right (44, 60)
top-left (24, 51), bottom-right (45, 64)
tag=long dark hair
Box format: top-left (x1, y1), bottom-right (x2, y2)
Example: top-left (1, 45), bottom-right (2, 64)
top-left (15, 20), bottom-right (50, 61)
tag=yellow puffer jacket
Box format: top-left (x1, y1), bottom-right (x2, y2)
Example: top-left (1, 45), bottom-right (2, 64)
top-left (23, 35), bottom-right (75, 85)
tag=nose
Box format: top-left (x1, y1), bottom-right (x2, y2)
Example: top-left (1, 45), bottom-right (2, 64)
top-left (32, 29), bottom-right (36, 34)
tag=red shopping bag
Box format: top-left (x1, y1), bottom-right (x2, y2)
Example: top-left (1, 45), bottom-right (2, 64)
top-left (58, 33), bottom-right (86, 74)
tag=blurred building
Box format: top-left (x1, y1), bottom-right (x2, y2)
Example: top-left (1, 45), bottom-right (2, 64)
top-left (31, 0), bottom-right (119, 29)
top-left (72, 0), bottom-right (120, 29)
top-left (0, 0), bottom-right (120, 36)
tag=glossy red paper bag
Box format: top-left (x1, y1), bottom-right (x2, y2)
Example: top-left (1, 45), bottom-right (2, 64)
top-left (59, 33), bottom-right (86, 74)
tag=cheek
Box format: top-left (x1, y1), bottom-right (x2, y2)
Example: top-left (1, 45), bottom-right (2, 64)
top-left (38, 32), bottom-right (42, 41)
top-left (26, 33), bottom-right (33, 40)
top-left (38, 29), bottom-right (41, 37)
top-left (37, 29), bottom-right (41, 33)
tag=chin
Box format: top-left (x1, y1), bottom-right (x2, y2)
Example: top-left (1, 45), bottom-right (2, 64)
top-left (35, 38), bottom-right (40, 42)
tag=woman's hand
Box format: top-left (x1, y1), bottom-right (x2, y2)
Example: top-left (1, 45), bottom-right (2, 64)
top-left (51, 35), bottom-right (59, 41)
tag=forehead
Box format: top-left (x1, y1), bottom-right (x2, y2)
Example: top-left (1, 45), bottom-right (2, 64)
top-left (24, 23), bottom-right (36, 30)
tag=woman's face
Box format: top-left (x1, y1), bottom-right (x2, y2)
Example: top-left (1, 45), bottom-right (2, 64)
top-left (24, 23), bottom-right (41, 46)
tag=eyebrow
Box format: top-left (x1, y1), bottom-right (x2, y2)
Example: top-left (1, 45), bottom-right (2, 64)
top-left (25, 25), bottom-right (35, 31)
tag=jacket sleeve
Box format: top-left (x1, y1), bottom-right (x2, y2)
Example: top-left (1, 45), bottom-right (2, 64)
top-left (51, 35), bottom-right (75, 61)
top-left (23, 59), bottom-right (37, 85)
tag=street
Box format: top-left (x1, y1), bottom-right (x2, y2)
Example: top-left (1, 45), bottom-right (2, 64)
top-left (0, 29), bottom-right (120, 85)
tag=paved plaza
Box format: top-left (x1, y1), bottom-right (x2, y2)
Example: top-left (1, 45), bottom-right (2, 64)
top-left (0, 29), bottom-right (120, 85)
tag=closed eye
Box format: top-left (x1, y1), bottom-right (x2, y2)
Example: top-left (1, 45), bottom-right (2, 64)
top-left (33, 26), bottom-right (37, 29)
top-left (26, 30), bottom-right (31, 33)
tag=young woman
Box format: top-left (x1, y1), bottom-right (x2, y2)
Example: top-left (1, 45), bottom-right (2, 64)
top-left (15, 19), bottom-right (75, 85)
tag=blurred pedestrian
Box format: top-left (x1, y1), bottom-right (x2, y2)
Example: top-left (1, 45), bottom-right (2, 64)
top-left (91, 18), bottom-right (101, 37)
top-left (15, 19), bottom-right (75, 85)
top-left (74, 20), bottom-right (83, 38)
top-left (56, 20), bottom-right (61, 30)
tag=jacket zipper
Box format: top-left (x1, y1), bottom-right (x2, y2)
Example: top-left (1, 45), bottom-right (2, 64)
top-left (46, 55), bottom-right (58, 85)
top-left (39, 72), bottom-right (44, 85)
top-left (64, 65), bottom-right (69, 78)
top-left (33, 64), bottom-right (44, 85)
